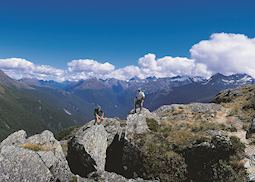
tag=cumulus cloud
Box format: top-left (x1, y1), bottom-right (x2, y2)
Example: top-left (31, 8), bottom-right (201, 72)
top-left (66, 54), bottom-right (211, 81)
top-left (137, 53), bottom-right (211, 79)
top-left (67, 59), bottom-right (115, 74)
top-left (0, 58), bottom-right (65, 81)
top-left (66, 59), bottom-right (115, 80)
top-left (108, 65), bottom-right (142, 80)
top-left (190, 33), bottom-right (255, 77)
top-left (1, 32), bottom-right (255, 81)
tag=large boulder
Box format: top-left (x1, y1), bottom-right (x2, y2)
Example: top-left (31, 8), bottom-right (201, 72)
top-left (125, 108), bottom-right (159, 140)
top-left (0, 145), bottom-right (54, 182)
top-left (0, 130), bottom-right (27, 150)
top-left (66, 116), bottom-right (155, 181)
top-left (0, 130), bottom-right (74, 182)
top-left (67, 118), bottom-right (125, 177)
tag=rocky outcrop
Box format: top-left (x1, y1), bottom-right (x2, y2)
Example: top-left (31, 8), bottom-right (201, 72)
top-left (0, 130), bottom-right (74, 182)
top-left (66, 113), bottom-right (159, 181)
top-left (125, 108), bottom-right (158, 140)
top-left (67, 118), bottom-right (124, 176)
top-left (0, 101), bottom-right (250, 182)
top-left (0, 130), bottom-right (27, 150)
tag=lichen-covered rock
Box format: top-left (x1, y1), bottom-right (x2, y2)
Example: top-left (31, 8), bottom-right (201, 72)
top-left (0, 145), bottom-right (53, 182)
top-left (0, 130), bottom-right (27, 150)
top-left (125, 108), bottom-right (158, 140)
top-left (103, 118), bottom-right (125, 145)
top-left (154, 103), bottom-right (222, 119)
top-left (67, 118), bottom-right (124, 177)
top-left (77, 124), bottom-right (108, 172)
top-left (0, 130), bottom-right (74, 182)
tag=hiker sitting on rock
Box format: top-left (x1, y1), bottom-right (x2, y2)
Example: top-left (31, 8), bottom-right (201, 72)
top-left (94, 105), bottom-right (104, 124)
top-left (134, 88), bottom-right (145, 113)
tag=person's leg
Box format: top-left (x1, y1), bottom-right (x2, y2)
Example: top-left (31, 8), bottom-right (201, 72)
top-left (96, 115), bottom-right (101, 124)
top-left (134, 100), bottom-right (138, 113)
top-left (139, 100), bottom-right (144, 112)
top-left (101, 116), bottom-right (104, 124)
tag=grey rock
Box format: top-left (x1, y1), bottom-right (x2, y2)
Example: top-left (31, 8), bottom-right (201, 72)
top-left (0, 130), bottom-right (73, 182)
top-left (248, 174), bottom-right (255, 182)
top-left (0, 145), bottom-right (53, 182)
top-left (125, 108), bottom-right (157, 140)
top-left (67, 118), bottom-right (124, 177)
top-left (155, 103), bottom-right (222, 117)
top-left (77, 124), bottom-right (108, 172)
top-left (0, 130), bottom-right (27, 151)
top-left (251, 118), bottom-right (255, 131)
top-left (77, 118), bottom-right (124, 146)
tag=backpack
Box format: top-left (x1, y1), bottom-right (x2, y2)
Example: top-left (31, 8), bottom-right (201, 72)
top-left (136, 91), bottom-right (145, 100)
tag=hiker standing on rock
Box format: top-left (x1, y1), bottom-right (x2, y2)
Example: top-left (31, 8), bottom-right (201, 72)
top-left (94, 105), bottom-right (104, 124)
top-left (134, 88), bottom-right (145, 113)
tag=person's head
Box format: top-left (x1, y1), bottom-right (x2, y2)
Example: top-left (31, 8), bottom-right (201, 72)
top-left (96, 105), bottom-right (101, 111)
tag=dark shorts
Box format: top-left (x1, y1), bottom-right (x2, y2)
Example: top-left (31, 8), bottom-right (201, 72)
top-left (135, 99), bottom-right (142, 107)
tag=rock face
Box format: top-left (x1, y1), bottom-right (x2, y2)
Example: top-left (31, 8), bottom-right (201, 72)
top-left (68, 124), bottom-right (108, 174)
top-left (0, 130), bottom-right (73, 182)
top-left (0, 145), bottom-right (54, 182)
top-left (125, 108), bottom-right (158, 140)
top-left (67, 118), bottom-right (123, 177)
top-left (66, 114), bottom-right (157, 181)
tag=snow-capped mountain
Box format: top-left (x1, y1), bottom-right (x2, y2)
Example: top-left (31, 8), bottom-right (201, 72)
top-left (206, 73), bottom-right (254, 87)
top-left (19, 73), bottom-right (255, 119)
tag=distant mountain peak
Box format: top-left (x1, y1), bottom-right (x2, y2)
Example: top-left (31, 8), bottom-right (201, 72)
top-left (0, 70), bottom-right (31, 89)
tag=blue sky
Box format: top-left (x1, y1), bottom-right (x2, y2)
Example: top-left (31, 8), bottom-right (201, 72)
top-left (0, 0), bottom-right (255, 68)
top-left (0, 0), bottom-right (255, 81)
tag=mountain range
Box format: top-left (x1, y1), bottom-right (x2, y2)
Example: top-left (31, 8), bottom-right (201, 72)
top-left (0, 69), bottom-right (254, 141)
top-left (20, 72), bottom-right (255, 116)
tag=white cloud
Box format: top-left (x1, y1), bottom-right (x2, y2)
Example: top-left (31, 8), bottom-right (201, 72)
top-left (67, 59), bottom-right (115, 74)
top-left (0, 58), bottom-right (65, 82)
top-left (104, 53), bottom-right (211, 80)
top-left (1, 32), bottom-right (255, 81)
top-left (137, 53), bottom-right (211, 79)
top-left (108, 65), bottom-right (142, 80)
top-left (190, 33), bottom-right (255, 77)
top-left (66, 59), bottom-right (115, 81)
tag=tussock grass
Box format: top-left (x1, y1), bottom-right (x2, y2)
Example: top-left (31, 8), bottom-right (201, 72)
top-left (20, 143), bottom-right (50, 152)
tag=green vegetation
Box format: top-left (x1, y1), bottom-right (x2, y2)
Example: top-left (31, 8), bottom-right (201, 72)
top-left (135, 133), bottom-right (187, 181)
top-left (0, 85), bottom-right (88, 142)
top-left (213, 85), bottom-right (255, 124)
top-left (69, 176), bottom-right (77, 182)
top-left (55, 125), bottom-right (80, 141)
top-left (146, 118), bottom-right (160, 132)
top-left (136, 114), bottom-right (246, 182)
